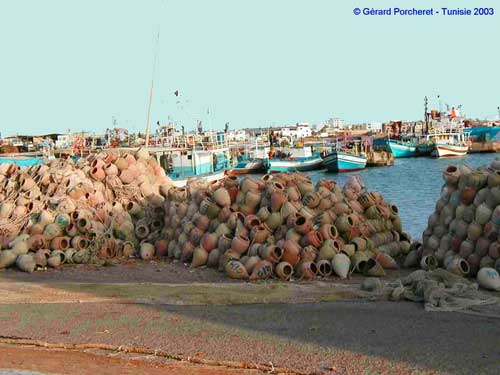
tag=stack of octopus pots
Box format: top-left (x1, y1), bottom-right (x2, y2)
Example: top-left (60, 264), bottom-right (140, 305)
top-left (411, 158), bottom-right (500, 291)
top-left (0, 148), bottom-right (412, 281)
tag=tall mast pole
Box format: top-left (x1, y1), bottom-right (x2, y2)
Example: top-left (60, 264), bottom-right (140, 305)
top-left (145, 29), bottom-right (160, 148)
top-left (424, 96), bottom-right (428, 134)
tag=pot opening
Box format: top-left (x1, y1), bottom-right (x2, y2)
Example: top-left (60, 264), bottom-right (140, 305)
top-left (320, 262), bottom-right (332, 275)
top-left (78, 239), bottom-right (87, 249)
top-left (329, 226), bottom-right (337, 238)
top-left (60, 239), bottom-right (69, 249)
top-left (446, 166), bottom-right (458, 173)
top-left (347, 216), bottom-right (354, 226)
top-left (459, 259), bottom-right (470, 275)
top-left (126, 202), bottom-right (134, 211)
top-left (274, 246), bottom-right (283, 258)
top-left (137, 226), bottom-right (148, 236)
top-left (78, 218), bottom-right (87, 228)
top-left (92, 167), bottom-right (98, 175)
top-left (309, 262), bottom-right (318, 275)
top-left (391, 205), bottom-right (398, 214)
top-left (296, 216), bottom-right (306, 226)
top-left (282, 264), bottom-right (292, 276)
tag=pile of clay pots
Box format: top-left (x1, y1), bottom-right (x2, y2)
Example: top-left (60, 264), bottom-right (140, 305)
top-left (412, 159), bottom-right (500, 291)
top-left (0, 148), bottom-right (174, 273)
top-left (163, 173), bottom-right (411, 281)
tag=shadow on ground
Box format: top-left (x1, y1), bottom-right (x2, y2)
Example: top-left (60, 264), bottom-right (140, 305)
top-left (0, 262), bottom-right (499, 375)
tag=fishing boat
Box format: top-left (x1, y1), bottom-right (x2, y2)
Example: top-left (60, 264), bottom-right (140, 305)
top-left (425, 131), bottom-right (469, 158)
top-left (0, 155), bottom-right (46, 167)
top-left (267, 147), bottom-right (323, 173)
top-left (322, 141), bottom-right (367, 173)
top-left (226, 158), bottom-right (266, 175)
top-left (387, 139), bottom-right (417, 158)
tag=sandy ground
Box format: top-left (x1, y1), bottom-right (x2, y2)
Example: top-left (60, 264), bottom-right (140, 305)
top-left (0, 261), bottom-right (499, 375)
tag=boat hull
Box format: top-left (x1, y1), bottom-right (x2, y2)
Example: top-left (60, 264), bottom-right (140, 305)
top-left (388, 141), bottom-right (417, 158)
top-left (225, 159), bottom-right (266, 175)
top-left (171, 171), bottom-right (226, 187)
top-left (323, 152), bottom-right (367, 173)
top-left (432, 144), bottom-right (468, 158)
top-left (267, 157), bottom-right (323, 173)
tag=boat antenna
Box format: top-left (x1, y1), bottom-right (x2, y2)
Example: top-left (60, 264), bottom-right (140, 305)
top-left (145, 26), bottom-right (161, 148)
top-left (424, 96), bottom-right (428, 134)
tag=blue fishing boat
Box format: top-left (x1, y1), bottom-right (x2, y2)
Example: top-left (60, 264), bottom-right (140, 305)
top-left (387, 139), bottom-right (417, 158)
top-left (464, 126), bottom-right (500, 141)
top-left (0, 156), bottom-right (45, 167)
top-left (267, 147), bottom-right (323, 173)
top-left (322, 151), bottom-right (367, 173)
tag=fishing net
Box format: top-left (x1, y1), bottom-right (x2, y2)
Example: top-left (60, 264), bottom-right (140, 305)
top-left (386, 268), bottom-right (500, 317)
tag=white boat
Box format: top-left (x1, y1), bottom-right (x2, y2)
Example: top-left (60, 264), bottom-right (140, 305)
top-left (171, 170), bottom-right (226, 187)
top-left (426, 131), bottom-right (469, 158)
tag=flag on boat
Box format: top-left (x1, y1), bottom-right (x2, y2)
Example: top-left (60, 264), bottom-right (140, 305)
top-left (174, 90), bottom-right (179, 97)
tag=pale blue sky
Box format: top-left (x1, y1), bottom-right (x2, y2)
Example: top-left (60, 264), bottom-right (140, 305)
top-left (1, 0), bottom-right (498, 136)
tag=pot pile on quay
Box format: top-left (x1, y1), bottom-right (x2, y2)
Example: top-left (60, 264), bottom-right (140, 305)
top-left (413, 159), bottom-right (500, 291)
top-left (0, 149), bottom-right (174, 272)
top-left (0, 148), bottom-right (412, 281)
top-left (164, 173), bottom-right (412, 281)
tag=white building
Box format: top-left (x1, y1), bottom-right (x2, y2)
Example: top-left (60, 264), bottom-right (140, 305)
top-left (226, 129), bottom-right (247, 142)
top-left (296, 123), bottom-right (312, 138)
top-left (367, 122), bottom-right (383, 133)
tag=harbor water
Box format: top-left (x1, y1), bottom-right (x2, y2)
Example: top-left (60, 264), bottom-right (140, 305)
top-left (307, 153), bottom-right (499, 240)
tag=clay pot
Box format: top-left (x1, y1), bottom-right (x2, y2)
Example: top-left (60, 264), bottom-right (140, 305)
top-left (318, 224), bottom-right (338, 241)
top-left (270, 191), bottom-right (287, 212)
top-left (231, 234), bottom-right (250, 255)
top-left (248, 223), bottom-right (269, 243)
top-left (443, 165), bottom-right (460, 186)
top-left (420, 255), bottom-right (438, 271)
top-left (16, 254), bottom-right (36, 273)
top-left (446, 257), bottom-right (470, 276)
top-left (191, 247), bottom-right (209, 267)
top-left (459, 239), bottom-right (475, 259)
top-left (360, 258), bottom-right (385, 277)
top-left (477, 268), bottom-right (500, 291)
top-left (47, 250), bottom-right (66, 267)
top-left (281, 240), bottom-right (301, 266)
top-left (90, 167), bottom-right (105, 181)
top-left (475, 203), bottom-right (493, 225)
top-left (140, 242), bottom-right (155, 260)
top-left (207, 248), bottom-right (221, 268)
top-left (213, 187), bottom-right (231, 207)
top-left (350, 251), bottom-right (371, 273)
top-left (461, 187), bottom-right (476, 205)
top-left (275, 261), bottom-right (293, 280)
top-left (0, 250), bottom-right (18, 269)
top-left (11, 240), bottom-right (29, 255)
top-left (200, 232), bottom-right (219, 252)
top-left (316, 259), bottom-right (333, 277)
top-left (225, 260), bottom-right (249, 279)
top-left (301, 230), bottom-right (323, 248)
top-left (375, 252), bottom-right (399, 269)
top-left (154, 239), bottom-right (168, 257)
top-left (295, 261), bottom-right (317, 280)
top-left (300, 245), bottom-right (318, 263)
top-left (318, 239), bottom-right (339, 261)
top-left (260, 245), bottom-right (283, 263)
top-left (135, 222), bottom-right (150, 239)
top-left (249, 260), bottom-right (274, 281)
top-left (303, 192), bottom-right (321, 209)
top-left (280, 201), bottom-right (298, 221)
top-left (27, 234), bottom-right (46, 251)
top-left (50, 236), bottom-right (69, 251)
top-left (294, 215), bottom-right (312, 234)
top-left (104, 163), bottom-right (118, 176)
top-left (336, 214), bottom-right (354, 233)
top-left (34, 249), bottom-right (51, 267)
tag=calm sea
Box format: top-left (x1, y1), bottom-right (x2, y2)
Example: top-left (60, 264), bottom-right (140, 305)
top-left (307, 153), bottom-right (499, 240)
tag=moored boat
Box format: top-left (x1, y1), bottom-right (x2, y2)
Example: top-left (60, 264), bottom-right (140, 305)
top-left (323, 150), bottom-right (367, 173)
top-left (226, 158), bottom-right (266, 175)
top-left (387, 140), bottom-right (417, 158)
top-left (267, 156), bottom-right (323, 173)
top-left (432, 143), bottom-right (468, 157)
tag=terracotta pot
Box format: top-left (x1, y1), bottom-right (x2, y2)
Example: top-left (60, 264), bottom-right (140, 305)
top-left (43, 223), bottom-right (63, 240)
top-left (475, 203), bottom-right (492, 225)
top-left (104, 163), bottom-right (118, 176)
top-left (275, 261), bottom-right (293, 280)
top-left (301, 230), bottom-right (323, 248)
top-left (240, 177), bottom-right (260, 193)
top-left (70, 236), bottom-right (88, 251)
top-left (33, 249), bottom-right (51, 267)
top-left (16, 254), bottom-right (36, 273)
top-left (318, 224), bottom-right (338, 241)
top-left (243, 256), bottom-right (260, 274)
top-left (294, 215), bottom-right (312, 234)
top-left (286, 186), bottom-right (301, 201)
top-left (250, 224), bottom-right (271, 244)
top-left (280, 201), bottom-right (298, 221)
top-left (181, 241), bottom-right (196, 262)
top-left (265, 212), bottom-right (282, 231)
top-left (420, 254), bottom-right (438, 271)
top-left (249, 260), bottom-right (274, 281)
top-left (295, 261), bottom-right (317, 280)
top-left (300, 245), bottom-right (318, 263)
top-left (90, 167), bottom-right (105, 181)
top-left (446, 257), bottom-right (470, 276)
top-left (270, 191), bottom-right (287, 212)
top-left (0, 250), bottom-right (18, 269)
top-left (201, 232), bottom-right (219, 252)
top-left (316, 259), bottom-right (333, 277)
top-left (213, 187), bottom-right (231, 207)
top-left (139, 242), bottom-right (155, 260)
top-left (48, 250), bottom-right (66, 267)
top-left (244, 214), bottom-right (261, 230)
top-left (336, 214), bottom-right (354, 233)
top-left (225, 260), bottom-right (249, 279)
top-left (318, 239), bottom-right (340, 260)
top-left (260, 245), bottom-right (283, 263)
top-left (191, 247), bottom-right (209, 267)
top-left (303, 192), bottom-right (321, 209)
top-left (207, 248), bottom-right (221, 268)
top-left (231, 234), bottom-right (250, 255)
top-left (443, 165), bottom-right (460, 185)
top-left (461, 187), bottom-right (476, 205)
top-left (282, 239), bottom-right (301, 266)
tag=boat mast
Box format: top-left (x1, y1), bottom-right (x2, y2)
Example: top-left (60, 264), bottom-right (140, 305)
top-left (145, 29), bottom-right (161, 148)
top-left (424, 96), bottom-right (429, 134)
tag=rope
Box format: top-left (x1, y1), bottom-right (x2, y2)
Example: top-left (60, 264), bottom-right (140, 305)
top-left (0, 336), bottom-right (316, 375)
